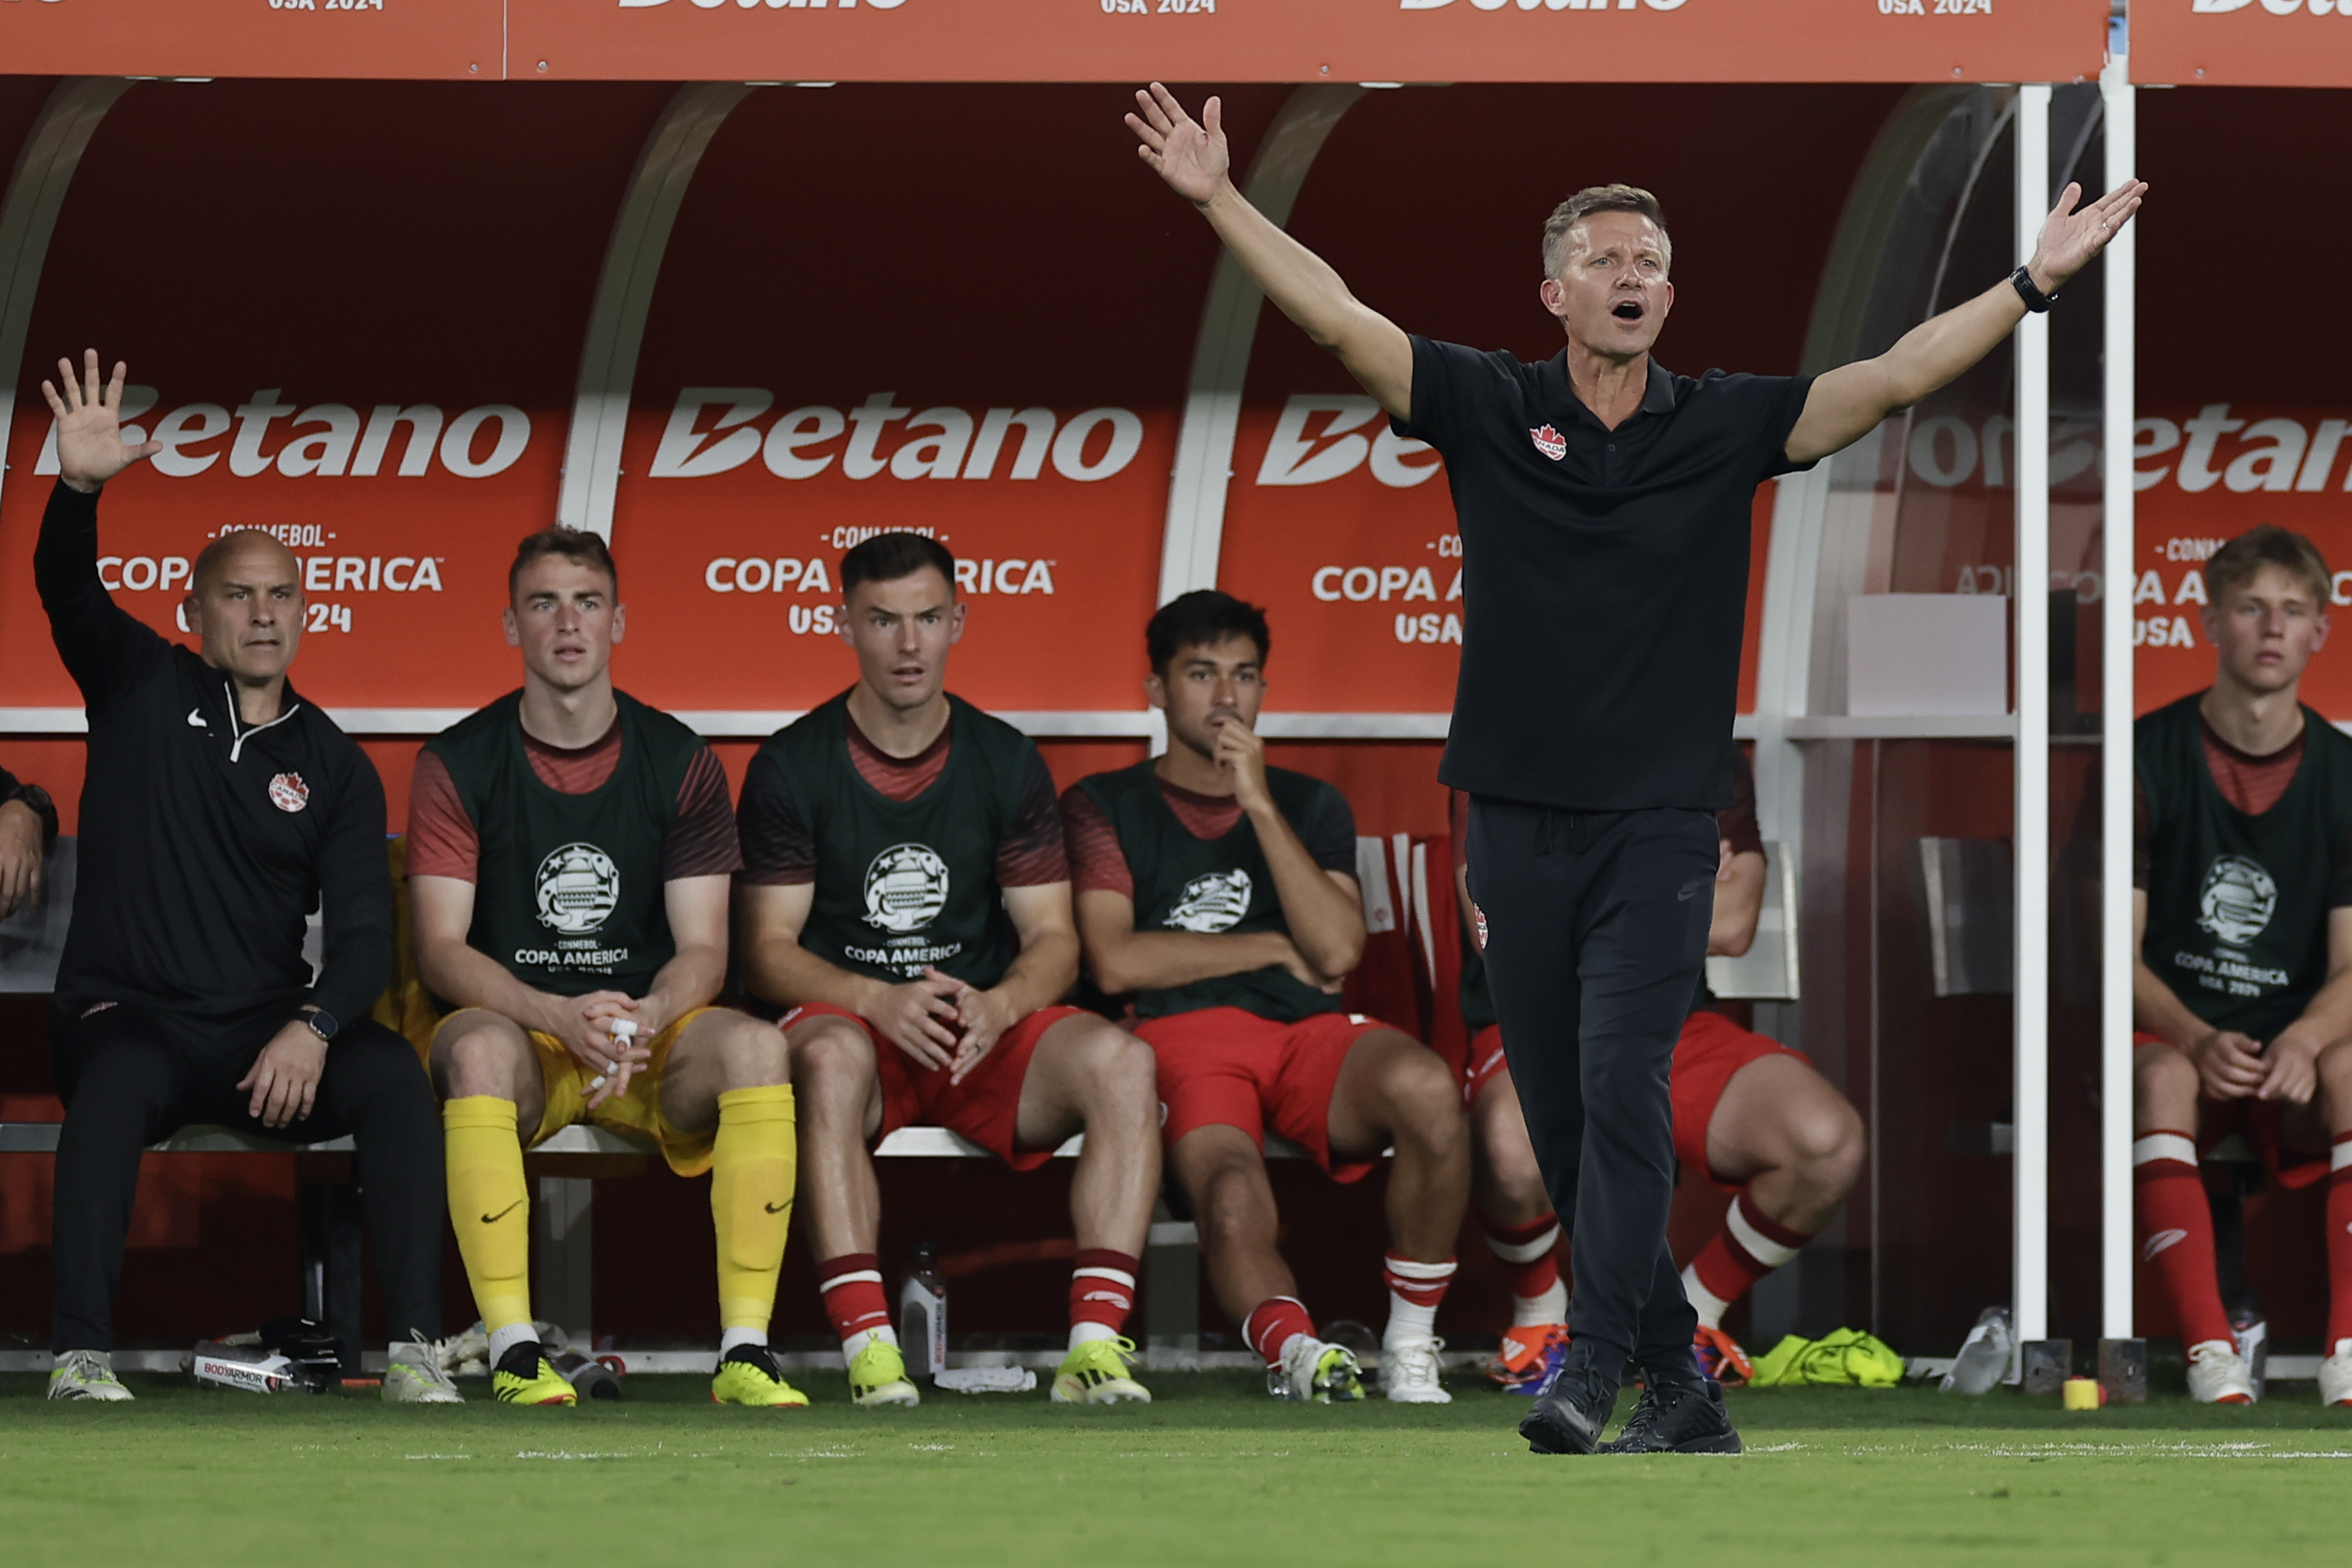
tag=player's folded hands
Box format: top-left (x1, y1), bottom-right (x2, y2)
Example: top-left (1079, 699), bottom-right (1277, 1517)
top-left (872, 974), bottom-right (964, 1071)
top-left (2189, 1028), bottom-right (2268, 1100)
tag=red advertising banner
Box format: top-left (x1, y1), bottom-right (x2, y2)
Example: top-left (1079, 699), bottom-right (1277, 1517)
top-left (0, 0), bottom-right (501, 80)
top-left (0, 81), bottom-right (672, 713)
top-left (2132, 1), bottom-right (2352, 89)
top-left (600, 85), bottom-right (1242, 716)
top-left (3, 0), bottom-right (2111, 85)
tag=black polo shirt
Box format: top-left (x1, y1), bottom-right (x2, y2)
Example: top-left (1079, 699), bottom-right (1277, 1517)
top-left (1395, 336), bottom-right (1814, 812)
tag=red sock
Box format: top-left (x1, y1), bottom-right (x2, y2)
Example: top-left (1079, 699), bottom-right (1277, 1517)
top-left (1483, 1213), bottom-right (1562, 1304)
top-left (1244, 1296), bottom-right (1316, 1367)
top-left (2133, 1129), bottom-right (2233, 1348)
top-left (817, 1253), bottom-right (893, 1348)
top-left (1689, 1189), bottom-right (1814, 1319)
top-left (1070, 1248), bottom-right (1141, 1338)
top-left (2327, 1137), bottom-right (2352, 1353)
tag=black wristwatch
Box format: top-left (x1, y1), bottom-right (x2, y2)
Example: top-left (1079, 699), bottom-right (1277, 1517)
top-left (2010, 264), bottom-right (2058, 314)
top-left (303, 1010), bottom-right (340, 1044)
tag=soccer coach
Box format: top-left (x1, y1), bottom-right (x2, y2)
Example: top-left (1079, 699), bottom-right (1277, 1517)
top-left (33, 353), bottom-right (453, 1404)
top-left (1129, 85), bottom-right (2142, 1453)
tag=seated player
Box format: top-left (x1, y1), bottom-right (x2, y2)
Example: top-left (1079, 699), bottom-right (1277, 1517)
top-left (1065, 590), bottom-right (1470, 1404)
top-left (737, 533), bottom-right (1160, 1407)
top-left (36, 352), bottom-right (452, 1404)
top-left (408, 525), bottom-right (803, 1408)
top-left (0, 760), bottom-right (57, 922)
top-left (2130, 525), bottom-right (2352, 1407)
top-left (1450, 752), bottom-right (1862, 1393)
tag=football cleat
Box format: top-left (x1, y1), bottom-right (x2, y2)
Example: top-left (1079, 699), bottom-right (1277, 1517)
top-left (1051, 1335), bottom-right (1152, 1404)
top-left (1268, 1336), bottom-right (1365, 1404)
top-left (47, 1349), bottom-right (134, 1402)
top-left (1486, 1323), bottom-right (1570, 1394)
top-left (384, 1335), bottom-right (464, 1404)
top-left (2318, 1339), bottom-right (2352, 1408)
top-left (2184, 1339), bottom-right (2256, 1404)
top-left (711, 1343), bottom-right (809, 1408)
top-left (1692, 1325), bottom-right (1755, 1387)
top-left (848, 1337), bottom-right (922, 1408)
top-left (1602, 1378), bottom-right (1742, 1456)
top-left (491, 1341), bottom-right (578, 1406)
top-left (1381, 1337), bottom-right (1451, 1404)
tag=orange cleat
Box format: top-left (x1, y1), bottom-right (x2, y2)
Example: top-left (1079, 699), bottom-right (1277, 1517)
top-left (1693, 1325), bottom-right (1754, 1387)
top-left (1485, 1323), bottom-right (1570, 1394)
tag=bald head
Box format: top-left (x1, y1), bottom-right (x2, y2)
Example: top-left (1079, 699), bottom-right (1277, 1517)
top-left (184, 529), bottom-right (304, 685)
top-left (193, 529), bottom-right (298, 595)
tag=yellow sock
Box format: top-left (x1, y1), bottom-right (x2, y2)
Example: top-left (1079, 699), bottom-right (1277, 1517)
top-left (711, 1085), bottom-right (797, 1335)
top-left (444, 1095), bottom-right (533, 1334)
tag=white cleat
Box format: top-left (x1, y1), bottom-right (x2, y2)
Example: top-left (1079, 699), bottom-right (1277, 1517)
top-left (47, 1349), bottom-right (134, 1401)
top-left (1381, 1337), bottom-right (1452, 1404)
top-left (2320, 1339), bottom-right (2352, 1408)
top-left (2185, 1339), bottom-right (2257, 1404)
top-left (384, 1335), bottom-right (465, 1404)
top-left (1267, 1335), bottom-right (1365, 1403)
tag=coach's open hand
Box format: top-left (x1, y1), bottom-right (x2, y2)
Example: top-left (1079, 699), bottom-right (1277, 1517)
top-left (1127, 83), bottom-right (1229, 207)
top-left (239, 1019), bottom-right (326, 1129)
top-left (0, 799), bottom-right (43, 922)
top-left (2025, 178), bottom-right (2149, 295)
top-left (868, 971), bottom-right (964, 1072)
top-left (40, 350), bottom-right (162, 494)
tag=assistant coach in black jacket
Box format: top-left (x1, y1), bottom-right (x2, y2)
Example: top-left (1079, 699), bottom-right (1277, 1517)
top-left (34, 352), bottom-right (451, 1404)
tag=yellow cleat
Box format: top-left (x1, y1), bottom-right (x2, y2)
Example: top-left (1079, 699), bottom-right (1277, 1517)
top-left (1052, 1335), bottom-right (1151, 1405)
top-left (848, 1337), bottom-right (921, 1408)
top-left (711, 1345), bottom-right (809, 1408)
top-left (491, 1342), bottom-right (577, 1406)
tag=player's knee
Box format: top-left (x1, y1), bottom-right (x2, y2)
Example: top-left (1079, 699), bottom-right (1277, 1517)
top-left (714, 1014), bottom-right (789, 1088)
top-left (787, 1018), bottom-right (875, 1099)
top-left (2133, 1043), bottom-right (2197, 1120)
top-left (1381, 1044), bottom-right (1462, 1136)
top-left (438, 1017), bottom-right (531, 1099)
top-left (1082, 1027), bottom-right (1159, 1117)
top-left (2315, 1039), bottom-right (2352, 1108)
top-left (1788, 1096), bottom-right (1866, 1199)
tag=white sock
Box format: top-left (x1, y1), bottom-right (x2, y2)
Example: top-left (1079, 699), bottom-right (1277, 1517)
top-left (1381, 1255), bottom-right (1456, 1347)
top-left (721, 1327), bottom-right (767, 1355)
top-left (1069, 1320), bottom-right (1120, 1349)
top-left (1512, 1279), bottom-right (1569, 1326)
top-left (841, 1324), bottom-right (899, 1364)
top-left (487, 1322), bottom-right (540, 1365)
top-left (1680, 1263), bottom-right (1733, 1332)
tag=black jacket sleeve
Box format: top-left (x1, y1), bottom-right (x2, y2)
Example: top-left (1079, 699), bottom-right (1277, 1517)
top-left (34, 479), bottom-right (168, 713)
top-left (309, 742), bottom-right (394, 1027)
top-left (0, 767), bottom-right (60, 851)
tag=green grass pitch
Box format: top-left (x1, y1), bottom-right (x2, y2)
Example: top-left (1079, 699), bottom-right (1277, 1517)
top-left (4, 1372), bottom-right (2350, 1566)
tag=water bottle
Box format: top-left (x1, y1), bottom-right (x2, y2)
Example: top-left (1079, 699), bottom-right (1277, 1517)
top-left (899, 1241), bottom-right (948, 1378)
top-left (1939, 1305), bottom-right (2015, 1395)
top-left (190, 1339), bottom-right (312, 1395)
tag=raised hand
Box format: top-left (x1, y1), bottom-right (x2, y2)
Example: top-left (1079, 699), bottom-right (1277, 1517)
top-left (39, 350), bottom-right (161, 493)
top-left (2028, 178), bottom-right (2149, 293)
top-left (1126, 83), bottom-right (1229, 207)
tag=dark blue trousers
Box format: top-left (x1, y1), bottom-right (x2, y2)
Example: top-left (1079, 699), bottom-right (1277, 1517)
top-left (1464, 798), bottom-right (1716, 1374)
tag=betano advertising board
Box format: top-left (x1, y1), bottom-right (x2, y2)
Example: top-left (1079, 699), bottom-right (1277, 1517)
top-left (0, 0), bottom-right (2110, 84)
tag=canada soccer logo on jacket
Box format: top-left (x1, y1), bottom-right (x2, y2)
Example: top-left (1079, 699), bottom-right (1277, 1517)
top-left (1529, 423), bottom-right (1566, 461)
top-left (267, 773), bottom-right (309, 813)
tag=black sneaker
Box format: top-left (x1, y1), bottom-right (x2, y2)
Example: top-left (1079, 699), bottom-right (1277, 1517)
top-left (1602, 1377), bottom-right (1742, 1455)
top-left (1519, 1358), bottom-right (1616, 1455)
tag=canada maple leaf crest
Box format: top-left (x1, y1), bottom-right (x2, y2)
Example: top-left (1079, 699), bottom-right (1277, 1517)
top-left (1528, 423), bottom-right (1566, 460)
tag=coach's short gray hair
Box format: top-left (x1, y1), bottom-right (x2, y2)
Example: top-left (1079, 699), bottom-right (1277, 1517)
top-left (1541, 185), bottom-right (1672, 280)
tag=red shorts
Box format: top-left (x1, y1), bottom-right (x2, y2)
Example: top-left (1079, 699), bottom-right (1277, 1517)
top-left (781, 1000), bottom-right (1083, 1173)
top-left (1463, 1010), bottom-right (1808, 1192)
top-left (1133, 1006), bottom-right (1393, 1183)
top-left (2130, 1031), bottom-right (2331, 1189)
